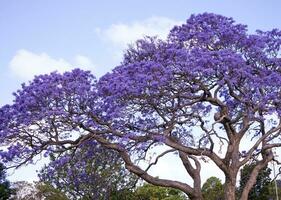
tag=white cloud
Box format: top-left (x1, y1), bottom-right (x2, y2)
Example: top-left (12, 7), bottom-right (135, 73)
top-left (9, 50), bottom-right (95, 81)
top-left (97, 17), bottom-right (182, 48)
top-left (74, 55), bottom-right (94, 69)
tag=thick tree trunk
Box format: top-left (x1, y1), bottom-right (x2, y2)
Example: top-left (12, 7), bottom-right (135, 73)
top-left (224, 178), bottom-right (236, 200)
top-left (190, 197), bottom-right (203, 200)
top-left (194, 187), bottom-right (203, 200)
top-left (191, 183), bottom-right (203, 200)
top-left (223, 139), bottom-right (239, 200)
top-left (189, 194), bottom-right (203, 200)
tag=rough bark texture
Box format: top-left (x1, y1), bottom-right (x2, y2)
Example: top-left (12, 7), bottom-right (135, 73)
top-left (224, 176), bottom-right (237, 200)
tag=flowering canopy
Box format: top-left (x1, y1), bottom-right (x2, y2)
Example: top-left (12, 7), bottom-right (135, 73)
top-left (1, 13), bottom-right (281, 200)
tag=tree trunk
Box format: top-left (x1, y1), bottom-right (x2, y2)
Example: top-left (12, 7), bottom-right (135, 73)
top-left (189, 194), bottom-right (203, 200)
top-left (224, 178), bottom-right (236, 200)
top-left (190, 197), bottom-right (203, 200)
top-left (186, 188), bottom-right (203, 200)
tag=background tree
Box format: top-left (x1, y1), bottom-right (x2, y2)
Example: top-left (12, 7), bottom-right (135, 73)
top-left (110, 183), bottom-right (187, 200)
top-left (268, 179), bottom-right (281, 199)
top-left (238, 162), bottom-right (271, 200)
top-left (35, 182), bottom-right (69, 200)
top-left (10, 181), bottom-right (68, 200)
top-left (39, 141), bottom-right (137, 200)
top-left (1, 13), bottom-right (281, 200)
top-left (201, 177), bottom-right (223, 200)
top-left (133, 183), bottom-right (187, 200)
top-left (10, 181), bottom-right (38, 200)
top-left (0, 163), bottom-right (13, 200)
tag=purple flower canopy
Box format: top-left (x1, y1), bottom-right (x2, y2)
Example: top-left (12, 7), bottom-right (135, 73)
top-left (1, 12), bottom-right (281, 198)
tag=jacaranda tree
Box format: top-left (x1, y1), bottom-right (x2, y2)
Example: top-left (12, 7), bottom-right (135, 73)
top-left (1, 13), bottom-right (281, 200)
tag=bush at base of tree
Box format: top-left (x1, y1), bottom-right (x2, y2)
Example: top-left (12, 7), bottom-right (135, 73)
top-left (201, 177), bottom-right (224, 200)
top-left (110, 183), bottom-right (187, 200)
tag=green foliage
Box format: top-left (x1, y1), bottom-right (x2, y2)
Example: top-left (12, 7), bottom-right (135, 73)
top-left (10, 181), bottom-right (68, 200)
top-left (110, 188), bottom-right (136, 200)
top-left (35, 183), bottom-right (69, 200)
top-left (201, 177), bottom-right (224, 200)
top-left (267, 180), bottom-right (281, 200)
top-left (110, 183), bottom-right (187, 200)
top-left (0, 163), bottom-right (14, 200)
top-left (0, 183), bottom-right (12, 200)
top-left (238, 162), bottom-right (272, 200)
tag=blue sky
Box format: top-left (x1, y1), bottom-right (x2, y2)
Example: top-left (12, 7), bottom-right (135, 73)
top-left (1, 0), bottom-right (280, 105)
top-left (1, 0), bottom-right (280, 182)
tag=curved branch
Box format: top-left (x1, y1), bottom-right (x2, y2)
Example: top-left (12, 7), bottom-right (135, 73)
top-left (88, 133), bottom-right (197, 198)
top-left (164, 136), bottom-right (227, 173)
top-left (144, 149), bottom-right (176, 172)
top-left (240, 153), bottom-right (274, 200)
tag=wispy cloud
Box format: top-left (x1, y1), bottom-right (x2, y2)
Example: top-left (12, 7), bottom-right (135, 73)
top-left (9, 50), bottom-right (95, 81)
top-left (96, 16), bottom-right (182, 48)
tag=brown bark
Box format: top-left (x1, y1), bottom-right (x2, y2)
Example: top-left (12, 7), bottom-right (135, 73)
top-left (224, 177), bottom-right (236, 200)
top-left (223, 137), bottom-right (240, 200)
top-left (179, 152), bottom-right (203, 199)
top-left (190, 196), bottom-right (203, 200)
